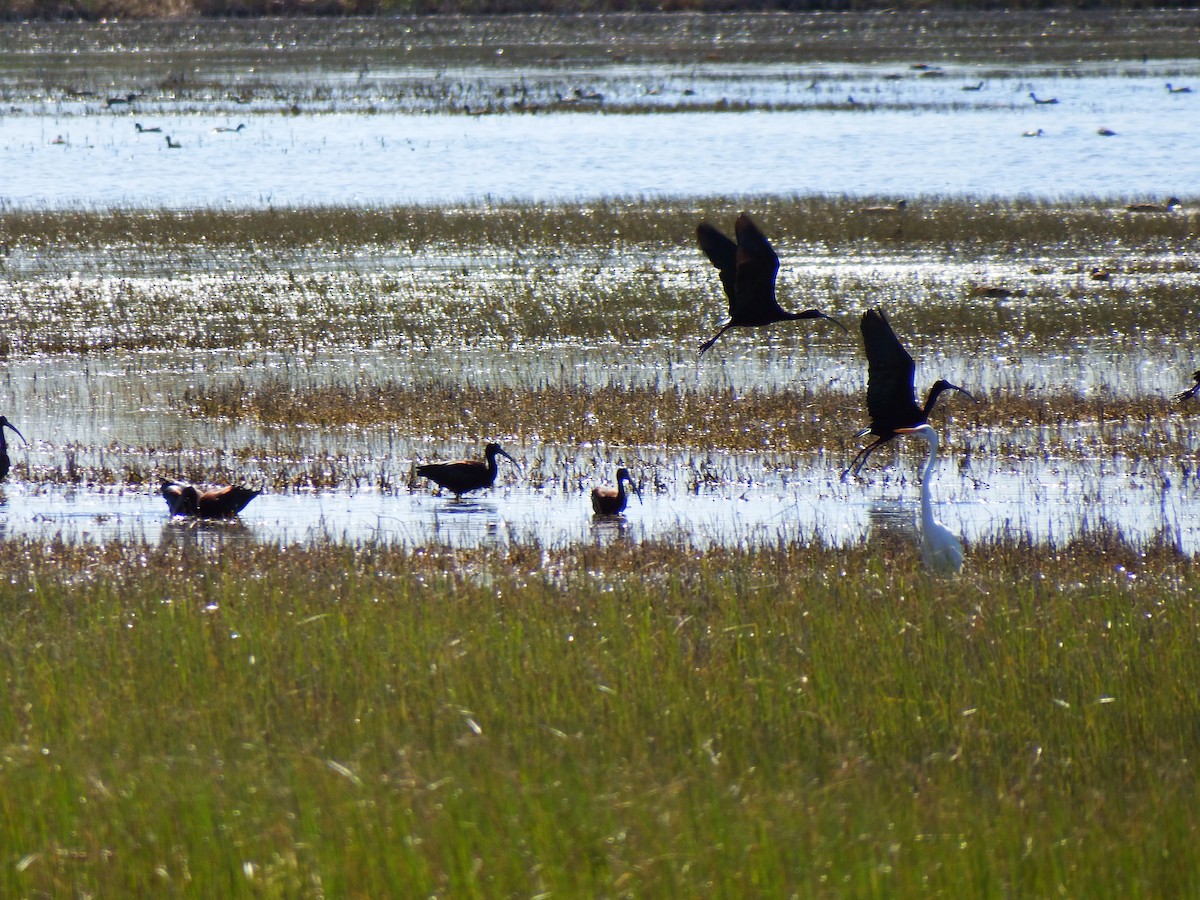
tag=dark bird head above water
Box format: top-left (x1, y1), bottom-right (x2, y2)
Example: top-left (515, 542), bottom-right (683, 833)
top-left (696, 212), bottom-right (847, 356)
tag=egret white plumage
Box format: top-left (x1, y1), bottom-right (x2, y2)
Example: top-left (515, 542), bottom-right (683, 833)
top-left (896, 423), bottom-right (963, 574)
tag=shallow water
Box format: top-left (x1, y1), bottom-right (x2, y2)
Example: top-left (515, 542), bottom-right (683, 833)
top-left (3, 35), bottom-right (1200, 556)
top-left (5, 64), bottom-right (1200, 208)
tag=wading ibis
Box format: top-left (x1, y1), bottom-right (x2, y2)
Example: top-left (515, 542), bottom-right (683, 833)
top-left (696, 213), bottom-right (846, 356)
top-left (843, 308), bottom-right (976, 479)
top-left (0, 417), bottom-right (27, 481)
top-left (591, 467), bottom-right (640, 516)
top-left (417, 442), bottom-right (518, 498)
top-left (1175, 371), bottom-right (1200, 403)
top-left (896, 424), bottom-right (963, 574)
top-left (162, 481), bottom-right (260, 518)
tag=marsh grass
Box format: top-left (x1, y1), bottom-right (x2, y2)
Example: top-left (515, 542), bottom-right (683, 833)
top-left (3, 196), bottom-right (1195, 254)
top-left (179, 374), bottom-right (1199, 460)
top-left (2, 532), bottom-right (1199, 895)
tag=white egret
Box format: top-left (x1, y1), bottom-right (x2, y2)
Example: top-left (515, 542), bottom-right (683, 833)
top-left (896, 423), bottom-right (963, 574)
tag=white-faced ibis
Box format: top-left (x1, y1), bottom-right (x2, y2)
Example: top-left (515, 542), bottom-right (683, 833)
top-left (591, 467), bottom-right (640, 516)
top-left (417, 442), bottom-right (518, 498)
top-left (895, 424), bottom-right (963, 574)
top-left (843, 308), bottom-right (977, 479)
top-left (1175, 371), bottom-right (1200, 403)
top-left (696, 213), bottom-right (846, 356)
top-left (1029, 92), bottom-right (1059, 105)
top-left (162, 481), bottom-right (260, 518)
top-left (0, 417), bottom-right (27, 481)
top-left (165, 135), bottom-right (182, 149)
top-left (1126, 197), bottom-right (1181, 213)
top-left (135, 123), bottom-right (162, 133)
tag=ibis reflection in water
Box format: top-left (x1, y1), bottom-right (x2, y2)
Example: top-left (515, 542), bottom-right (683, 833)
top-left (843, 308), bottom-right (976, 479)
top-left (696, 212), bottom-right (846, 356)
top-left (162, 481), bottom-right (261, 518)
top-left (896, 424), bottom-right (963, 574)
top-left (0, 417), bottom-right (27, 481)
top-left (591, 467), bottom-right (641, 516)
top-left (417, 442), bottom-right (518, 498)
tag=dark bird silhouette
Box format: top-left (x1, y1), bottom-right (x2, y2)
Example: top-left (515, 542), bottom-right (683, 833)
top-left (135, 123), bottom-right (162, 133)
top-left (105, 92), bottom-right (136, 108)
top-left (591, 467), bottom-right (640, 516)
top-left (213, 123), bottom-right (246, 133)
top-left (843, 308), bottom-right (977, 479)
top-left (417, 442), bottom-right (518, 498)
top-left (165, 135), bottom-right (182, 149)
top-left (1166, 83), bottom-right (1192, 94)
top-left (961, 81), bottom-right (985, 91)
top-left (162, 481), bottom-right (260, 518)
top-left (696, 213), bottom-right (846, 356)
top-left (1175, 371), bottom-right (1200, 403)
top-left (1097, 127), bottom-right (1117, 137)
top-left (0, 416), bottom-right (27, 481)
top-left (1089, 267), bottom-right (1111, 282)
top-left (1125, 197), bottom-right (1181, 213)
top-left (1029, 92), bottom-right (1059, 105)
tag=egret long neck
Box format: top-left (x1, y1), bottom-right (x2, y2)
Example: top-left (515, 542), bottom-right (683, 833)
top-left (917, 428), bottom-right (940, 529)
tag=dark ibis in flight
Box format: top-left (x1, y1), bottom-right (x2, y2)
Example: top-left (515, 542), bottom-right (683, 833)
top-left (591, 467), bottom-right (640, 516)
top-left (843, 308), bottom-right (977, 479)
top-left (162, 481), bottom-right (260, 518)
top-left (696, 213), bottom-right (846, 356)
top-left (0, 417), bottom-right (27, 481)
top-left (417, 442), bottom-right (518, 498)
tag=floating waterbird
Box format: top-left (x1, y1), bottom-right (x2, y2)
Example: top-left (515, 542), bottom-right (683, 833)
top-left (161, 481), bottom-right (260, 518)
top-left (1125, 197), bottom-right (1181, 213)
top-left (1175, 371), bottom-right (1200, 403)
top-left (961, 81), bottom-right (985, 91)
top-left (0, 417), bottom-right (27, 481)
top-left (591, 467), bottom-right (641, 516)
top-left (696, 213), bottom-right (847, 356)
top-left (861, 199), bottom-right (907, 215)
top-left (1089, 267), bottom-right (1112, 281)
top-left (135, 123), bottom-right (162, 133)
top-left (105, 93), bottom-right (136, 108)
top-left (165, 135), bottom-right (182, 149)
top-left (843, 308), bottom-right (977, 479)
top-left (896, 424), bottom-right (963, 574)
top-left (1029, 92), bottom-right (1059, 105)
top-left (50, 134), bottom-right (66, 145)
top-left (1166, 83), bottom-right (1193, 94)
top-left (971, 285), bottom-right (1015, 299)
top-left (1097, 127), bottom-right (1117, 136)
top-left (416, 442), bottom-right (518, 498)
top-left (1022, 128), bottom-right (1045, 137)
top-left (212, 123), bottom-right (246, 133)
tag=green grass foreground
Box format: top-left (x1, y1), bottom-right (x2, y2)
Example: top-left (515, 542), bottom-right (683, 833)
top-left (2, 534), bottom-right (1198, 895)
